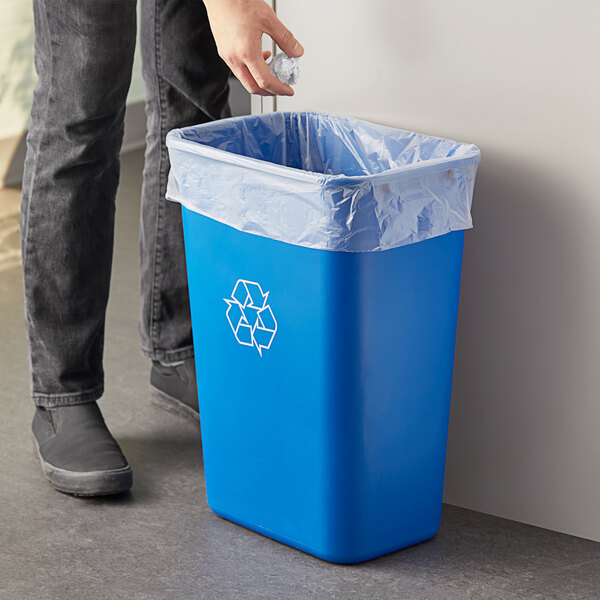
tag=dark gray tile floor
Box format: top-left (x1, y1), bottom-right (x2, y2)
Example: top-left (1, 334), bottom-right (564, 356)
top-left (1, 151), bottom-right (599, 599)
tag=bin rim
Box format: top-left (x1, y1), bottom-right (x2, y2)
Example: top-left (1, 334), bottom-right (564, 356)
top-left (166, 111), bottom-right (481, 188)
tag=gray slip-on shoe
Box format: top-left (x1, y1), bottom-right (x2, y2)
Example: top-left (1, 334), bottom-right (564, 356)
top-left (32, 402), bottom-right (132, 497)
top-left (150, 358), bottom-right (199, 423)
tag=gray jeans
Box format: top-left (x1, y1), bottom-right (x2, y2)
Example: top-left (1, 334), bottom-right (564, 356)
top-left (21, 0), bottom-right (231, 408)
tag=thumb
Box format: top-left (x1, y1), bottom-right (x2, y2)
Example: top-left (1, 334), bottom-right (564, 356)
top-left (265, 17), bottom-right (304, 57)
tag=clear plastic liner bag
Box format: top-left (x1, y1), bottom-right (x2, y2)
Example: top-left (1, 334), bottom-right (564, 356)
top-left (166, 112), bottom-right (480, 253)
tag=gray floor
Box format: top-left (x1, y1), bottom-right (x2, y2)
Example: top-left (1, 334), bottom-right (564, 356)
top-left (1, 151), bottom-right (599, 600)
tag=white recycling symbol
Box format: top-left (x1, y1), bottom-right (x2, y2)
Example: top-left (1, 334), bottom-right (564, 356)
top-left (224, 279), bottom-right (277, 356)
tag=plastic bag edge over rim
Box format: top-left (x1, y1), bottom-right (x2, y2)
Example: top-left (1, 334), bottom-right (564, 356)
top-left (165, 111), bottom-right (481, 188)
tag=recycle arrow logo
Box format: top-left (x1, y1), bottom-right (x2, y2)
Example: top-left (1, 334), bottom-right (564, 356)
top-left (224, 279), bottom-right (277, 356)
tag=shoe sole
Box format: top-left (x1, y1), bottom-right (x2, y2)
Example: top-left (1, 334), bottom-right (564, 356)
top-left (150, 384), bottom-right (200, 425)
top-left (33, 436), bottom-right (133, 497)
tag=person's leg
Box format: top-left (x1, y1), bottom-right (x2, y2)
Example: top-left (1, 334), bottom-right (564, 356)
top-left (22, 0), bottom-right (137, 407)
top-left (22, 0), bottom-right (137, 495)
top-left (138, 0), bottom-right (231, 366)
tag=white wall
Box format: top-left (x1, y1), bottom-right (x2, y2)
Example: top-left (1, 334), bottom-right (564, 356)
top-left (276, 0), bottom-right (600, 541)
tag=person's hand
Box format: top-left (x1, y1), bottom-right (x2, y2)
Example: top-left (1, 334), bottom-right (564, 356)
top-left (203, 0), bottom-right (304, 96)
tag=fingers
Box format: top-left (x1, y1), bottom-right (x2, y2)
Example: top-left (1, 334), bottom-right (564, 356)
top-left (232, 56), bottom-right (293, 97)
top-left (245, 55), bottom-right (294, 96)
top-left (264, 17), bottom-right (304, 57)
top-left (230, 63), bottom-right (271, 97)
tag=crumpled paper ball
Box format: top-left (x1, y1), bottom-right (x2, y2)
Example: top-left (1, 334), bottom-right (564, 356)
top-left (268, 53), bottom-right (301, 86)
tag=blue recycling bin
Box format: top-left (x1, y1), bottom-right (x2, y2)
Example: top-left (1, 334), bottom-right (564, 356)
top-left (166, 112), bottom-right (480, 563)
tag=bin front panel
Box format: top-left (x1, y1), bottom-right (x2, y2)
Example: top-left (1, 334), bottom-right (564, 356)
top-left (181, 207), bottom-right (334, 554)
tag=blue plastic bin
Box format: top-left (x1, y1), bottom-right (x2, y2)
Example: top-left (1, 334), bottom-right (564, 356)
top-left (166, 112), bottom-right (480, 563)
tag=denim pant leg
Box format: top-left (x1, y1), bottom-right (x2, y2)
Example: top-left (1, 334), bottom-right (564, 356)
top-left (21, 0), bottom-right (137, 407)
top-left (138, 0), bottom-right (231, 364)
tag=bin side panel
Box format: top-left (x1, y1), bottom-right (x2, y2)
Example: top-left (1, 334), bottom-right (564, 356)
top-left (311, 231), bottom-right (465, 563)
top-left (355, 230), bottom-right (465, 558)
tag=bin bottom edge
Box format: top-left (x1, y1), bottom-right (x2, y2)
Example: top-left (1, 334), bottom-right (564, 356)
top-left (207, 503), bottom-right (440, 564)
